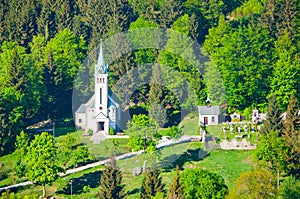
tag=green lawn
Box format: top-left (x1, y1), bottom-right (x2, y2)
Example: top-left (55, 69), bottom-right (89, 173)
top-left (0, 152), bottom-right (27, 187)
top-left (1, 142), bottom-right (254, 198)
top-left (206, 124), bottom-right (223, 137)
top-left (0, 127), bottom-right (129, 188)
top-left (54, 129), bottom-right (130, 160)
top-left (185, 149), bottom-right (254, 190)
top-left (180, 114), bottom-right (199, 135)
top-left (12, 165), bottom-right (105, 198)
top-left (1, 121), bottom-right (255, 198)
top-left (116, 143), bottom-right (253, 198)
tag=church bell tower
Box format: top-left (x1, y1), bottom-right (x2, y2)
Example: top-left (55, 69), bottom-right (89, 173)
top-left (94, 39), bottom-right (109, 132)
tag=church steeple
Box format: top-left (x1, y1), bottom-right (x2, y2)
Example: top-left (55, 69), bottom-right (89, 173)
top-left (205, 94), bottom-right (211, 106)
top-left (95, 39), bottom-right (108, 74)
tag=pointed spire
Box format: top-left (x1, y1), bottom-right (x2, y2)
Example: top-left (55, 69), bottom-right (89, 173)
top-left (206, 94), bottom-right (210, 103)
top-left (98, 39), bottom-right (105, 68)
top-left (95, 39), bottom-right (108, 74)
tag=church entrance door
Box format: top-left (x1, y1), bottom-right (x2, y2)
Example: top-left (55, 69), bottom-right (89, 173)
top-left (98, 122), bottom-right (105, 131)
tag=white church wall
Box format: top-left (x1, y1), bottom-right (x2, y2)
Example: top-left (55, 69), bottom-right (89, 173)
top-left (75, 112), bottom-right (86, 129)
top-left (86, 108), bottom-right (98, 133)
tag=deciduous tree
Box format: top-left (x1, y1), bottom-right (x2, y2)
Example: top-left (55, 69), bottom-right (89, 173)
top-left (254, 131), bottom-right (289, 174)
top-left (227, 170), bottom-right (277, 199)
top-left (26, 132), bottom-right (61, 197)
top-left (126, 114), bottom-right (159, 152)
top-left (181, 168), bottom-right (228, 199)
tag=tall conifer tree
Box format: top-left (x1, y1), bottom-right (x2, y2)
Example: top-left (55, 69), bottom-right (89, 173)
top-left (168, 165), bottom-right (184, 199)
top-left (98, 153), bottom-right (125, 199)
top-left (261, 95), bottom-right (283, 134)
top-left (283, 94), bottom-right (300, 176)
top-left (140, 166), bottom-right (165, 199)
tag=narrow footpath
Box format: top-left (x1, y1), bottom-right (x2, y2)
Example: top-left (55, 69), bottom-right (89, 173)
top-left (0, 135), bottom-right (201, 192)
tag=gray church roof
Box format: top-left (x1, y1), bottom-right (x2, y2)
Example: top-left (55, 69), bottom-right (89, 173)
top-left (76, 104), bottom-right (85, 113)
top-left (75, 89), bottom-right (121, 114)
top-left (198, 106), bottom-right (219, 115)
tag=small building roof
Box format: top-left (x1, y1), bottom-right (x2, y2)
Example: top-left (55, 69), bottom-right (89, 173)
top-left (75, 104), bottom-right (85, 113)
top-left (198, 106), bottom-right (219, 115)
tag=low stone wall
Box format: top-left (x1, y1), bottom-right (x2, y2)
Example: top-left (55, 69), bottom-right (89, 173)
top-left (220, 138), bottom-right (256, 150)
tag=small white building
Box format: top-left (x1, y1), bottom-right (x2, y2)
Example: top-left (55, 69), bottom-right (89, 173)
top-left (75, 40), bottom-right (121, 134)
top-left (252, 109), bottom-right (266, 123)
top-left (230, 111), bottom-right (241, 121)
top-left (198, 106), bottom-right (220, 126)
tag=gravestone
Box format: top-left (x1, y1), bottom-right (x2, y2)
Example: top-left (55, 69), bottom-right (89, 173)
top-left (201, 130), bottom-right (206, 143)
top-left (230, 124), bottom-right (234, 134)
top-left (133, 167), bottom-right (142, 176)
top-left (251, 125), bottom-right (255, 133)
top-left (244, 125), bottom-right (248, 133)
top-left (237, 126), bottom-right (241, 134)
top-left (223, 127), bottom-right (227, 134)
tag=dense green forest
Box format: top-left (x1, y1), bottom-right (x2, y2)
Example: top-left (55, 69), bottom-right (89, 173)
top-left (0, 0), bottom-right (299, 154)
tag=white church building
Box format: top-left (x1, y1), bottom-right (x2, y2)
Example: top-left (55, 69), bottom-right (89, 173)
top-left (75, 41), bottom-right (121, 134)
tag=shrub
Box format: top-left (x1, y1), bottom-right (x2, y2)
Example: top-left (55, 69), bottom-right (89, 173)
top-left (87, 129), bottom-right (93, 136)
top-left (83, 185), bottom-right (91, 193)
top-left (109, 127), bottom-right (115, 135)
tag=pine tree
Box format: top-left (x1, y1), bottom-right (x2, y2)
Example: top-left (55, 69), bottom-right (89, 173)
top-left (159, 0), bottom-right (182, 28)
top-left (259, 0), bottom-right (298, 39)
top-left (168, 165), bottom-right (184, 199)
top-left (149, 104), bottom-right (167, 128)
top-left (282, 94), bottom-right (300, 176)
top-left (261, 95), bottom-right (283, 134)
top-left (42, 49), bottom-right (59, 118)
top-left (283, 94), bottom-right (300, 134)
top-left (56, 0), bottom-right (74, 31)
top-left (148, 64), bottom-right (167, 127)
top-left (148, 64), bottom-right (163, 104)
top-left (140, 167), bottom-right (165, 199)
top-left (98, 153), bottom-right (125, 199)
top-left (37, 0), bottom-right (57, 40)
top-left (4, 0), bottom-right (37, 47)
top-left (0, 0), bottom-right (6, 45)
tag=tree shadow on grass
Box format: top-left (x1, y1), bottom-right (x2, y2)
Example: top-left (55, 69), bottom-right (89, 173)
top-left (57, 170), bottom-right (102, 195)
top-left (127, 188), bottom-right (141, 196)
top-left (160, 148), bottom-right (209, 172)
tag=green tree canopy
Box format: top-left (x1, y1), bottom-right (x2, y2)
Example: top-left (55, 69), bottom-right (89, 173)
top-left (26, 132), bottom-right (61, 197)
top-left (181, 168), bottom-right (228, 199)
top-left (126, 114), bottom-right (159, 152)
top-left (254, 131), bottom-right (290, 173)
top-left (227, 170), bottom-right (277, 199)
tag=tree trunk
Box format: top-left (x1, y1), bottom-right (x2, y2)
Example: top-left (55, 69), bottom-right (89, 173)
top-left (42, 185), bottom-right (46, 198)
top-left (143, 160), bottom-right (147, 172)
